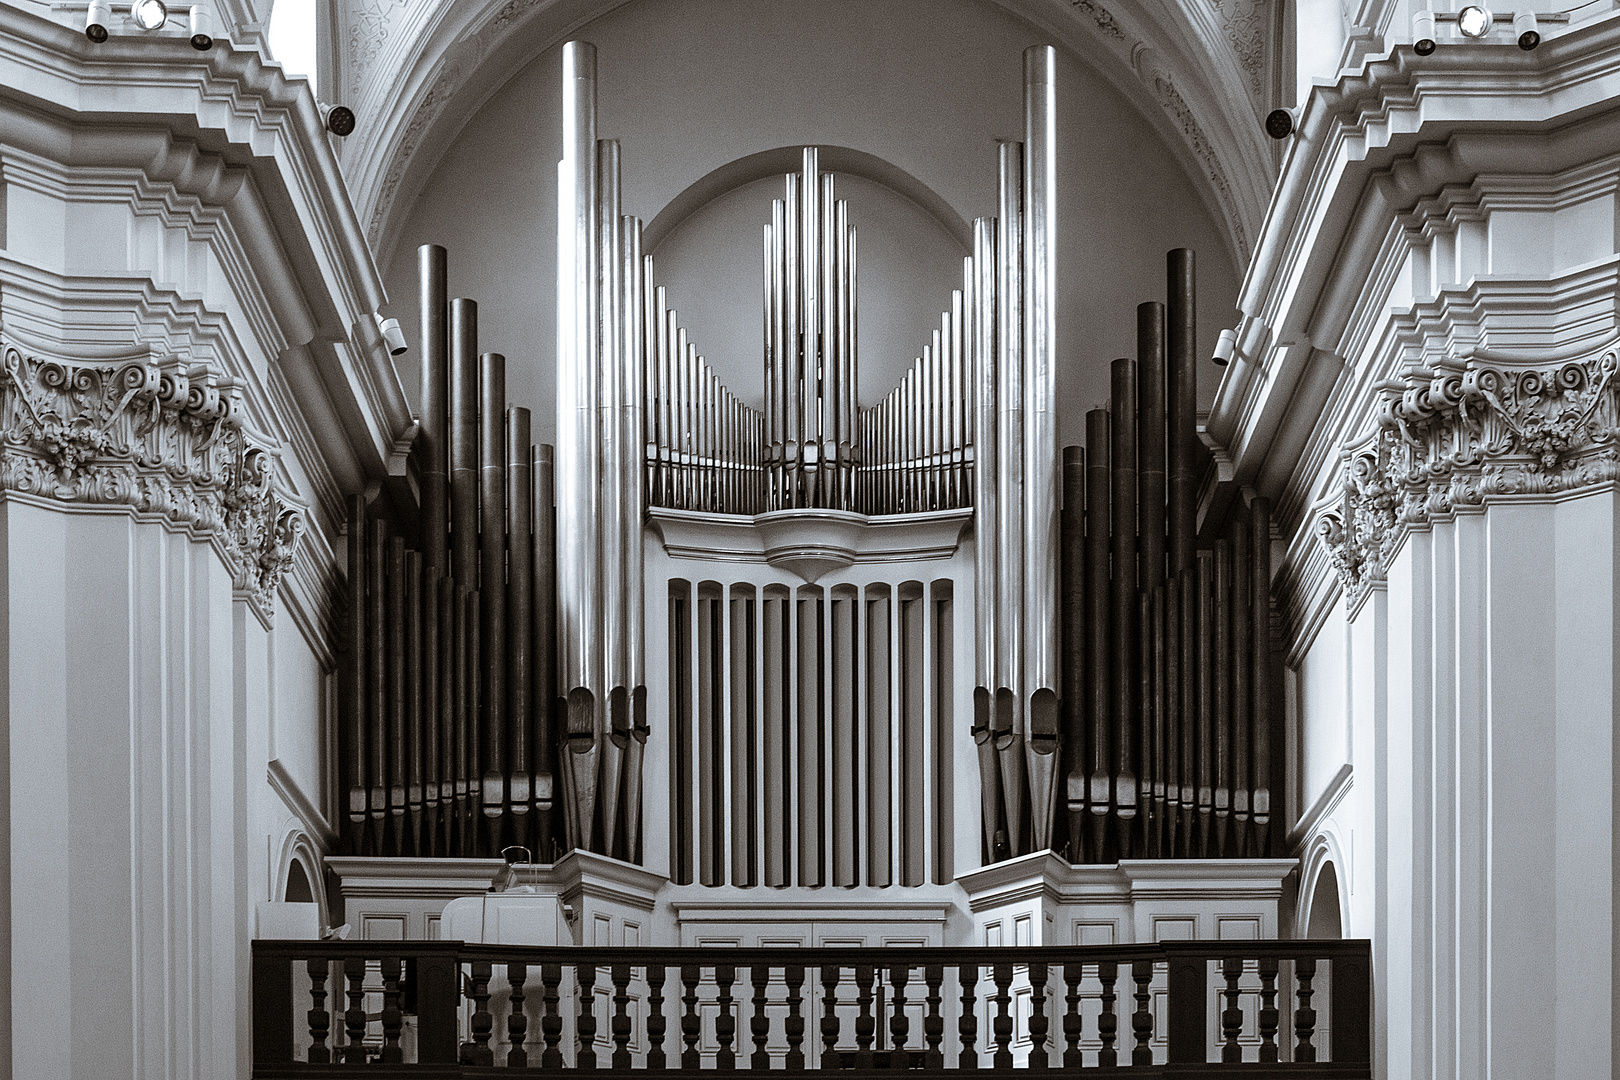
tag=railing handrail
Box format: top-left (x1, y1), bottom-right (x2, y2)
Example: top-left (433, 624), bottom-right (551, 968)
top-left (251, 937), bottom-right (1373, 965)
top-left (252, 938), bottom-right (1372, 1074)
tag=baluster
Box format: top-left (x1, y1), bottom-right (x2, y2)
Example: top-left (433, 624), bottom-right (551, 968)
top-left (379, 956), bottom-right (403, 1063)
top-left (855, 966), bottom-right (877, 1068)
top-left (541, 964), bottom-right (565, 1068)
top-left (785, 965), bottom-right (807, 1070)
top-left (1132, 960), bottom-right (1155, 1066)
top-left (342, 956), bottom-right (366, 1064)
top-left (463, 960), bottom-right (494, 1066)
top-left (990, 963), bottom-right (1014, 1069)
top-left (821, 965), bottom-right (842, 1070)
top-left (889, 964), bottom-right (910, 1066)
top-left (576, 962), bottom-right (598, 1069)
top-left (1096, 961), bottom-right (1118, 1069)
top-left (681, 965), bottom-right (703, 1069)
top-left (1257, 957), bottom-right (1279, 1063)
top-left (1294, 957), bottom-right (1317, 1062)
top-left (956, 964), bottom-right (979, 1069)
top-left (648, 965), bottom-right (669, 1069)
top-left (1027, 961), bottom-right (1049, 1069)
top-left (752, 964), bottom-right (773, 1069)
top-left (508, 963), bottom-right (530, 1068)
top-left (715, 965), bottom-right (737, 1070)
top-left (612, 964), bottom-right (634, 1068)
top-left (306, 957), bottom-right (331, 1064)
top-left (1222, 957), bottom-right (1245, 1062)
top-left (1062, 963), bottom-right (1083, 1068)
top-left (923, 965), bottom-right (945, 1069)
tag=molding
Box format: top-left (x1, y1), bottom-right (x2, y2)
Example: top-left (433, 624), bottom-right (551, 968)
top-left (1287, 763), bottom-right (1352, 853)
top-left (1314, 339), bottom-right (1620, 604)
top-left (1214, 12), bottom-right (1620, 512)
top-left (957, 852), bottom-right (1297, 911)
top-left (650, 507), bottom-right (971, 574)
top-left (0, 332), bottom-right (304, 620)
top-left (268, 757), bottom-right (337, 848)
top-left (325, 855), bottom-right (509, 898)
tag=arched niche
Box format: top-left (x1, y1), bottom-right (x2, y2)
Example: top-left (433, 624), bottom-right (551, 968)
top-left (650, 149), bottom-right (967, 407)
top-left (1305, 860), bottom-right (1343, 939)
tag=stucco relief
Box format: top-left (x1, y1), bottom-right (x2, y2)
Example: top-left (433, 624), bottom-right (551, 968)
top-left (0, 335), bottom-right (304, 617)
top-left (1318, 344), bottom-right (1620, 602)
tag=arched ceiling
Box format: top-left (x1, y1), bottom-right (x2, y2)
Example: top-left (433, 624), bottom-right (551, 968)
top-left (330, 0), bottom-right (1276, 275)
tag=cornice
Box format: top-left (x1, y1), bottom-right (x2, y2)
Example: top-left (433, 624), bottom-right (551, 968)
top-left (0, 3), bottom-right (414, 490)
top-left (1213, 13), bottom-right (1620, 507)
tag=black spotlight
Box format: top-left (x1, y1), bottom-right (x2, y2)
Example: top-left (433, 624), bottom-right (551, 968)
top-left (1515, 11), bottom-right (1540, 49)
top-left (189, 4), bottom-right (214, 50)
top-left (1413, 10), bottom-right (1437, 54)
top-left (1265, 108), bottom-right (1295, 140)
top-left (85, 0), bottom-right (111, 41)
top-left (324, 105), bottom-right (356, 137)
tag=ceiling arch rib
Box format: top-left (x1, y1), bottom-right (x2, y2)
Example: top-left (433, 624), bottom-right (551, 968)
top-left (335, 0), bottom-right (1272, 275)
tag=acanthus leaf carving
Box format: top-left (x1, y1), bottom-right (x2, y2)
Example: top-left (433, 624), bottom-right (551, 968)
top-left (1317, 343), bottom-right (1620, 604)
top-left (0, 335), bottom-right (305, 619)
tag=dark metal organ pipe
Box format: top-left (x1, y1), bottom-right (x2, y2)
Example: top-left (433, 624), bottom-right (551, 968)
top-left (333, 42), bottom-right (1286, 869)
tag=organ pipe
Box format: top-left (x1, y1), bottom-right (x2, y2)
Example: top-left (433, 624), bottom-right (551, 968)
top-left (334, 39), bottom-right (1288, 874)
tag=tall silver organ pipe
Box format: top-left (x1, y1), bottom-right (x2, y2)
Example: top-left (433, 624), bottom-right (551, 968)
top-left (332, 39), bottom-right (1290, 873)
top-left (1022, 46), bottom-right (1060, 853)
top-left (557, 40), bottom-right (600, 852)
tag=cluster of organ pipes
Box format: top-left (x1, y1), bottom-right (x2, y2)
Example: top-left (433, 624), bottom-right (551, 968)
top-left (336, 38), bottom-right (1282, 870)
top-left (1050, 252), bottom-right (1276, 864)
top-left (340, 247), bottom-right (562, 859)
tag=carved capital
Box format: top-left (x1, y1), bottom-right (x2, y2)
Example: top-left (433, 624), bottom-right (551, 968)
top-left (0, 334), bottom-right (304, 618)
top-left (1318, 342), bottom-right (1620, 603)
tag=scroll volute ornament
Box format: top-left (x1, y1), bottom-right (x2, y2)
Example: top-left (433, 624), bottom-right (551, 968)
top-left (1318, 344), bottom-right (1620, 603)
top-left (0, 333), bottom-right (303, 618)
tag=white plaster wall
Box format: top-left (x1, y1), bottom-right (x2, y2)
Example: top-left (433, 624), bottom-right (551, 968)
top-left (380, 0), bottom-right (1240, 449)
top-left (1296, 605), bottom-right (1349, 817)
top-left (0, 502), bottom-right (247, 1080)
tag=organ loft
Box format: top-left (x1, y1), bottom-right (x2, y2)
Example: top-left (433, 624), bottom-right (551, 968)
top-left (2, 1), bottom-right (1616, 1076)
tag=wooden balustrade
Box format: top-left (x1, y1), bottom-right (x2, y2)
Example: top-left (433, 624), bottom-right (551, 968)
top-left (252, 939), bottom-right (1371, 1078)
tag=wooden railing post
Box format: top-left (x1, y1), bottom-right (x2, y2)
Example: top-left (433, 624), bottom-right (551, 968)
top-left (1165, 953), bottom-right (1206, 1064)
top-left (417, 952), bottom-right (460, 1064)
top-left (250, 944), bottom-right (294, 1067)
top-left (1331, 947), bottom-right (1373, 1065)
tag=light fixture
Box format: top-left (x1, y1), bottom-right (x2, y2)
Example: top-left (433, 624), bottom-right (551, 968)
top-left (188, 4), bottom-right (212, 49)
top-left (1514, 10), bottom-right (1540, 49)
top-left (321, 103), bottom-right (356, 137)
top-left (1457, 5), bottom-right (1493, 38)
top-left (1264, 107), bottom-right (1297, 140)
top-left (1413, 10), bottom-right (1437, 54)
top-left (376, 315), bottom-right (407, 356)
top-left (85, 0), bottom-right (111, 41)
top-left (1212, 328), bottom-right (1238, 368)
top-left (130, 0), bottom-right (168, 31)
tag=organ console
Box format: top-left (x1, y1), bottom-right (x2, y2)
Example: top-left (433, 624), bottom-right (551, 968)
top-left (335, 39), bottom-right (1278, 869)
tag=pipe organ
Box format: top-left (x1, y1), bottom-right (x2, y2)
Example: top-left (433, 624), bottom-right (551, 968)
top-left (335, 39), bottom-right (1280, 873)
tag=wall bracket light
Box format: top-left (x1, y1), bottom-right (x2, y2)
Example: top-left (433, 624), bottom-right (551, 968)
top-left (1413, 6), bottom-right (1567, 52)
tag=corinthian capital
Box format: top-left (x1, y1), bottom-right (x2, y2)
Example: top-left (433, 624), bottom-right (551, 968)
top-left (0, 332), bottom-right (303, 618)
top-left (1317, 340), bottom-right (1620, 603)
